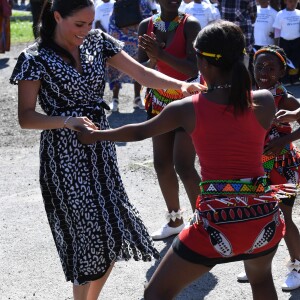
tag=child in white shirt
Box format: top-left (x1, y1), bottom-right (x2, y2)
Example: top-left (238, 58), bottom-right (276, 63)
top-left (93, 0), bottom-right (114, 32)
top-left (184, 0), bottom-right (220, 29)
top-left (254, 0), bottom-right (278, 48)
top-left (273, 0), bottom-right (300, 84)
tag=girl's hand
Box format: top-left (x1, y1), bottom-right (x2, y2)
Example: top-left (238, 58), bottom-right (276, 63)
top-left (77, 126), bottom-right (99, 144)
top-left (263, 136), bottom-right (290, 156)
top-left (276, 109), bottom-right (300, 123)
top-left (181, 82), bottom-right (207, 96)
top-left (65, 116), bottom-right (98, 132)
top-left (139, 33), bottom-right (163, 59)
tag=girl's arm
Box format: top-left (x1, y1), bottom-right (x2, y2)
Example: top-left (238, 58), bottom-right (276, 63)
top-left (18, 80), bottom-right (97, 131)
top-left (78, 97), bottom-right (196, 144)
top-left (264, 94), bottom-right (300, 155)
top-left (275, 94), bottom-right (300, 143)
top-left (107, 50), bottom-right (205, 93)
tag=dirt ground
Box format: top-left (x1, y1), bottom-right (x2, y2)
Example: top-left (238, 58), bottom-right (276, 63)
top-left (1, 43), bottom-right (300, 300)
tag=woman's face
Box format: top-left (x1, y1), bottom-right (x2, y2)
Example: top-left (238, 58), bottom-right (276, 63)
top-left (254, 53), bottom-right (286, 89)
top-left (54, 6), bottom-right (95, 48)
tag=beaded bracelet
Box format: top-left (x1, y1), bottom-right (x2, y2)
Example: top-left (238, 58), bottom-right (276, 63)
top-left (63, 116), bottom-right (72, 128)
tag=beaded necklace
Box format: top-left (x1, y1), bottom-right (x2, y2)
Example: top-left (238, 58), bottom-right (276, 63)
top-left (152, 12), bottom-right (185, 32)
top-left (206, 83), bottom-right (232, 92)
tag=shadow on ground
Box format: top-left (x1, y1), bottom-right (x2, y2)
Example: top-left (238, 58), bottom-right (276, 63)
top-left (0, 58), bottom-right (9, 70)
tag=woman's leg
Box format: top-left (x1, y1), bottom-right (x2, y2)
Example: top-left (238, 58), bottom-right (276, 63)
top-left (244, 249), bottom-right (278, 300)
top-left (73, 263), bottom-right (114, 300)
top-left (174, 130), bottom-right (200, 211)
top-left (144, 247), bottom-right (212, 300)
top-left (73, 283), bottom-right (90, 300)
top-left (86, 263), bottom-right (115, 300)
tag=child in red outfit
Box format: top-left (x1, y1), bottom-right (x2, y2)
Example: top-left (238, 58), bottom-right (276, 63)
top-left (78, 21), bottom-right (298, 299)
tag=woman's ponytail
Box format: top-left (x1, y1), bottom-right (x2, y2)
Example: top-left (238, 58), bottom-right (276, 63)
top-left (229, 58), bottom-right (252, 115)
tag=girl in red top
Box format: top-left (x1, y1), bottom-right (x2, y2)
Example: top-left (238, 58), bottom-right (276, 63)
top-left (78, 21), bottom-right (296, 299)
top-left (237, 45), bottom-right (300, 291)
top-left (137, 0), bottom-right (202, 240)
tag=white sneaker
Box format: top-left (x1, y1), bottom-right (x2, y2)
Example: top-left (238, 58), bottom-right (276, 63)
top-left (237, 272), bottom-right (248, 282)
top-left (133, 96), bottom-right (145, 110)
top-left (109, 98), bottom-right (119, 112)
top-left (282, 270), bottom-right (300, 291)
top-left (151, 223), bottom-right (185, 240)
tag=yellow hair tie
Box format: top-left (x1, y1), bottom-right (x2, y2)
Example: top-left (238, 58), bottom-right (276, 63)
top-left (194, 48), bottom-right (222, 60)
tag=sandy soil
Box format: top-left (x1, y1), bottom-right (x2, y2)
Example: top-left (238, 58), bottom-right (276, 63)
top-left (1, 43), bottom-right (300, 300)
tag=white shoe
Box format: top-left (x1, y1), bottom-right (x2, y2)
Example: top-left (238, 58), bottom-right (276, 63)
top-left (282, 270), bottom-right (300, 291)
top-left (151, 223), bottom-right (185, 240)
top-left (109, 98), bottom-right (119, 112)
top-left (237, 272), bottom-right (248, 282)
top-left (133, 96), bottom-right (145, 110)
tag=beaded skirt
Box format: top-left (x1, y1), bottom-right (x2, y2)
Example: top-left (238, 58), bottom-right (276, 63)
top-left (173, 177), bottom-right (298, 265)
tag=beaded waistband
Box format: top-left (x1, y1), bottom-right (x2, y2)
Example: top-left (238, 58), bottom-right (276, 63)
top-left (199, 177), bottom-right (269, 195)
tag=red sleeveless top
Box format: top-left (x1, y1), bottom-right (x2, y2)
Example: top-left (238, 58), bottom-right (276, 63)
top-left (147, 14), bottom-right (189, 80)
top-left (190, 94), bottom-right (266, 181)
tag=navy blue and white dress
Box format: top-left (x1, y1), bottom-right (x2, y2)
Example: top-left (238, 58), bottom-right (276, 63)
top-left (10, 30), bottom-right (159, 285)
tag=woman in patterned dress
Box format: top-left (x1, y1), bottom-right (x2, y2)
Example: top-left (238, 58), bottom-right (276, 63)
top-left (78, 20), bottom-right (297, 299)
top-left (9, 0), bottom-right (203, 299)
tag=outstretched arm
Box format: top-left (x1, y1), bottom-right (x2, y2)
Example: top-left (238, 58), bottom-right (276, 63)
top-left (107, 50), bottom-right (205, 94)
top-left (77, 97), bottom-right (196, 144)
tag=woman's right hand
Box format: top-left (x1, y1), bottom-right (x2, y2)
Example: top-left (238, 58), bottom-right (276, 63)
top-left (276, 108), bottom-right (300, 123)
top-left (182, 82), bottom-right (207, 97)
top-left (65, 116), bottom-right (98, 132)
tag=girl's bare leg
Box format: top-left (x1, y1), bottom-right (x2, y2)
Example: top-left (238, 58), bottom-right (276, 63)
top-left (144, 247), bottom-right (212, 300)
top-left (152, 132), bottom-right (183, 227)
top-left (244, 249), bottom-right (278, 300)
top-left (174, 130), bottom-right (200, 211)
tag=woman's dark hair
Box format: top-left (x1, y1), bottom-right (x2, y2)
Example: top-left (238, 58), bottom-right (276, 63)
top-left (194, 20), bottom-right (252, 115)
top-left (38, 0), bottom-right (94, 66)
top-left (253, 45), bottom-right (287, 70)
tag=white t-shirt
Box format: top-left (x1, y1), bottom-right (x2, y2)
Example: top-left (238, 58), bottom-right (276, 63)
top-left (184, 1), bottom-right (215, 28)
top-left (93, 1), bottom-right (114, 32)
top-left (273, 9), bottom-right (300, 40)
top-left (254, 5), bottom-right (277, 46)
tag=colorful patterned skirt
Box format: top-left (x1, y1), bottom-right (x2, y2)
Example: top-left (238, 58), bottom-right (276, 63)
top-left (173, 177), bottom-right (298, 266)
top-left (263, 145), bottom-right (300, 207)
